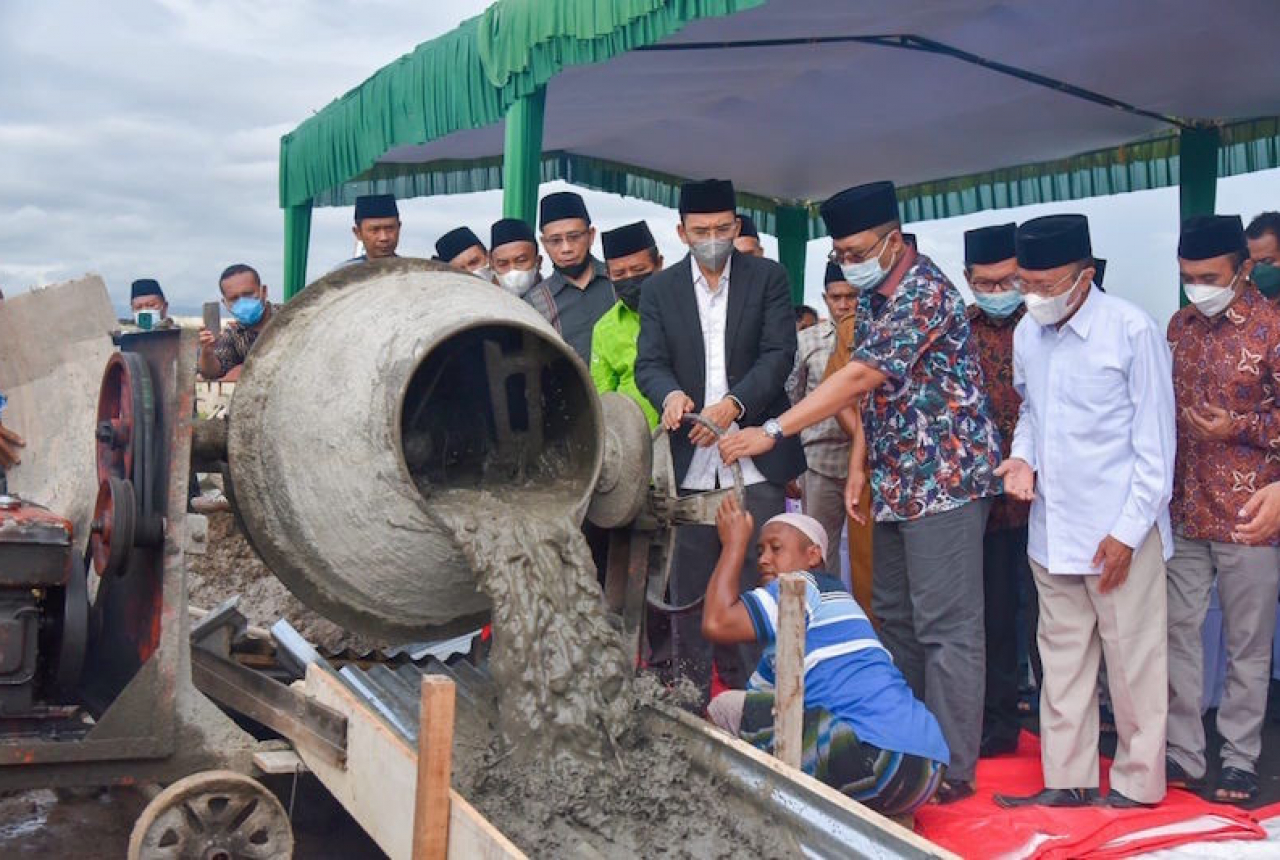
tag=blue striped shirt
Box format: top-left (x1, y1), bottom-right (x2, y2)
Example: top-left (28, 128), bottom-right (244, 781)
top-left (741, 571), bottom-right (950, 765)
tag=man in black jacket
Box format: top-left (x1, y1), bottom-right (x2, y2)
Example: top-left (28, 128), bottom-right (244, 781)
top-left (636, 178), bottom-right (806, 700)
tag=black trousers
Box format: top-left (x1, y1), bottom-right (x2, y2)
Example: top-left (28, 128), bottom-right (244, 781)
top-left (670, 481), bottom-right (786, 705)
top-left (982, 525), bottom-right (1036, 745)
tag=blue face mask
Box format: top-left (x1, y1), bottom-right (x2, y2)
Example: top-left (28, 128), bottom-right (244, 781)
top-left (973, 289), bottom-right (1023, 319)
top-left (229, 296), bottom-right (265, 326)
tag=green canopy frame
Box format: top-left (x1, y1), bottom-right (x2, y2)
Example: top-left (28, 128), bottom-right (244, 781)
top-left (280, 1), bottom-right (1280, 300)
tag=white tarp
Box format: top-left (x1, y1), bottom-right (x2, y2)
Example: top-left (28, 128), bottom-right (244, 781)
top-left (0, 275), bottom-right (117, 550)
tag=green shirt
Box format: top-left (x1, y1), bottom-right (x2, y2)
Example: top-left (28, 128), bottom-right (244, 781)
top-left (589, 301), bottom-right (659, 429)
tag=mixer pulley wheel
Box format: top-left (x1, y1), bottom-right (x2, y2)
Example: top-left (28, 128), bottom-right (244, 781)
top-left (127, 770), bottom-right (294, 860)
top-left (89, 476), bottom-right (137, 578)
top-left (94, 352), bottom-right (155, 487)
top-left (50, 548), bottom-right (89, 695)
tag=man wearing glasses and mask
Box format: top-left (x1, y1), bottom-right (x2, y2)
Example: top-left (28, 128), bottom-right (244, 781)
top-left (537, 191), bottom-right (616, 365)
top-left (719, 180), bottom-right (1001, 803)
top-left (636, 178), bottom-right (805, 704)
top-left (993, 214), bottom-right (1174, 810)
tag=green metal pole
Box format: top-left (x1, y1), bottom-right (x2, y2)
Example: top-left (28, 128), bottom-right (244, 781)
top-left (283, 201), bottom-right (313, 301)
top-left (502, 87), bottom-right (547, 223)
top-left (775, 205), bottom-right (809, 306)
top-left (1177, 126), bottom-right (1220, 305)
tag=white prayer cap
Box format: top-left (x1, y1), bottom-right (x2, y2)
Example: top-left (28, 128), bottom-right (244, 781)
top-left (763, 513), bottom-right (829, 563)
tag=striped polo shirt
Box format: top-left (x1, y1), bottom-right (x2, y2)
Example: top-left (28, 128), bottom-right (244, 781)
top-left (741, 570), bottom-right (950, 765)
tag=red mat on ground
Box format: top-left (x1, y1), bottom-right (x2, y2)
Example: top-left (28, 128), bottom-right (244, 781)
top-left (914, 732), bottom-right (1276, 859)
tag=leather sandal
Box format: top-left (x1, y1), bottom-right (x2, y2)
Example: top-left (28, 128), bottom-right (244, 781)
top-left (994, 787), bottom-right (1100, 808)
top-left (1166, 758), bottom-right (1206, 793)
top-left (1213, 767), bottom-right (1259, 805)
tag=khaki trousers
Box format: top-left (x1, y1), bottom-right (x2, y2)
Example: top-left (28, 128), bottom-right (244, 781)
top-left (1166, 535), bottom-right (1280, 776)
top-left (1032, 528), bottom-right (1167, 803)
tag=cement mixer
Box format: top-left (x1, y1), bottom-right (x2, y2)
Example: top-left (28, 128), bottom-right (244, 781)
top-left (221, 258), bottom-right (725, 644)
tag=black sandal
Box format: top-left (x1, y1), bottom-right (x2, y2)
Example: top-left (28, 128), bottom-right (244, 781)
top-left (932, 779), bottom-right (975, 805)
top-left (1213, 767), bottom-right (1258, 805)
top-left (1166, 758), bottom-right (1206, 793)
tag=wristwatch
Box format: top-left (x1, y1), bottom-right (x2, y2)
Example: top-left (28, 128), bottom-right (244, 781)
top-left (763, 418), bottom-right (785, 440)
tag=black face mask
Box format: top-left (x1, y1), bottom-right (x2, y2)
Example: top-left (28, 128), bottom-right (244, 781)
top-left (614, 275), bottom-right (648, 311)
top-left (555, 257), bottom-right (593, 279)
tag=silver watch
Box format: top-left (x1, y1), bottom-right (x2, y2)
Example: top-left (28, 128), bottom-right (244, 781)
top-left (763, 418), bottom-right (784, 440)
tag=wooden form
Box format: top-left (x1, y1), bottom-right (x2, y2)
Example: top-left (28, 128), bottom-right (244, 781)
top-left (298, 665), bottom-right (525, 860)
top-left (774, 572), bottom-right (807, 769)
top-left (413, 676), bottom-right (456, 860)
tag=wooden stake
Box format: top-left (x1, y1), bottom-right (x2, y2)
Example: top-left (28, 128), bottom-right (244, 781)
top-left (412, 675), bottom-right (456, 860)
top-left (774, 572), bottom-right (806, 770)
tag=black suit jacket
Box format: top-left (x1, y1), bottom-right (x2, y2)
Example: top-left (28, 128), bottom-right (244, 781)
top-left (635, 251), bottom-right (807, 485)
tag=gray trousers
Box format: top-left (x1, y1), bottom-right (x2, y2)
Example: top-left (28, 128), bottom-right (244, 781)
top-left (801, 470), bottom-right (847, 575)
top-left (671, 481), bottom-right (787, 704)
top-left (872, 498), bottom-right (989, 783)
top-left (1167, 534), bottom-right (1280, 777)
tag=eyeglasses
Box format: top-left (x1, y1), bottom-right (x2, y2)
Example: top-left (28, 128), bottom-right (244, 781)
top-left (542, 230), bottom-right (589, 248)
top-left (827, 231), bottom-right (893, 266)
top-left (1012, 270), bottom-right (1078, 297)
top-left (969, 275), bottom-right (1018, 293)
top-left (684, 222), bottom-right (738, 241)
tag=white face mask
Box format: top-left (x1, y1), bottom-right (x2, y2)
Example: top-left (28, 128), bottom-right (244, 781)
top-left (470, 265), bottom-right (494, 283)
top-left (1023, 272), bottom-right (1084, 326)
top-left (134, 309), bottom-right (159, 330)
top-left (839, 231), bottom-right (897, 291)
top-left (1184, 273), bottom-right (1238, 318)
top-left (497, 267), bottom-right (537, 297)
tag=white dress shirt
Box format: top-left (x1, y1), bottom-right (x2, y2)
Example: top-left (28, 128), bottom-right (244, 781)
top-left (1010, 285), bottom-right (1175, 573)
top-left (681, 255), bottom-right (767, 491)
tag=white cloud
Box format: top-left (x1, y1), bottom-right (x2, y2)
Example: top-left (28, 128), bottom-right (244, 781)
top-left (0, 0), bottom-right (1276, 328)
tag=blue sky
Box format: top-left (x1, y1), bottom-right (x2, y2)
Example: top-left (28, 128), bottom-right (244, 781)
top-left (2, 0), bottom-right (1275, 329)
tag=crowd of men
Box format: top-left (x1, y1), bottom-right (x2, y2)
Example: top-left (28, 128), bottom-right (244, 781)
top-left (31, 180), bottom-right (1280, 818)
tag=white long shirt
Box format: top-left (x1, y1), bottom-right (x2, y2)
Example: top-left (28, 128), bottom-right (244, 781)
top-left (681, 255), bottom-right (767, 491)
top-left (1010, 286), bottom-right (1175, 573)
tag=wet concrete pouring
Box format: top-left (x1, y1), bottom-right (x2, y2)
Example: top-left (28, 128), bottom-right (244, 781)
top-left (434, 491), bottom-right (799, 859)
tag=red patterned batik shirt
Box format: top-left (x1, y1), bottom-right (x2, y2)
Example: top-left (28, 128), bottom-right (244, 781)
top-left (966, 305), bottom-right (1030, 532)
top-left (1168, 286), bottom-right (1280, 545)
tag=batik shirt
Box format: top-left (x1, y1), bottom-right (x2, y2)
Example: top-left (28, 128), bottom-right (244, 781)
top-left (1168, 286), bottom-right (1280, 545)
top-left (212, 303), bottom-right (273, 378)
top-left (966, 305), bottom-right (1030, 532)
top-left (851, 254), bottom-right (1002, 522)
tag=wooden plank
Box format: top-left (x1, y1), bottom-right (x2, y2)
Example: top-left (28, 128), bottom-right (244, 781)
top-left (773, 572), bottom-right (806, 769)
top-left (413, 676), bottom-right (456, 860)
top-left (301, 665), bottom-right (525, 860)
top-left (253, 749), bottom-right (307, 775)
top-left (191, 647), bottom-right (347, 766)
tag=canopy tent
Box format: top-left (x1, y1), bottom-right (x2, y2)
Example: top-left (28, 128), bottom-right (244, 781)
top-left (279, 0), bottom-right (1280, 300)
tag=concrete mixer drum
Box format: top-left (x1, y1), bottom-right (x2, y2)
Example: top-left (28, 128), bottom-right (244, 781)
top-left (227, 260), bottom-right (605, 642)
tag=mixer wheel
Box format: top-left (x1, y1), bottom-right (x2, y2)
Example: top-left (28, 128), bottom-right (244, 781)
top-left (94, 352), bottom-right (154, 487)
top-left (89, 476), bottom-right (137, 578)
top-left (127, 770), bottom-right (294, 860)
top-left (50, 549), bottom-right (89, 696)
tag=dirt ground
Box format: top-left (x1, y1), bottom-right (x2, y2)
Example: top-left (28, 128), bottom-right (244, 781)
top-left (187, 511), bottom-right (387, 655)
